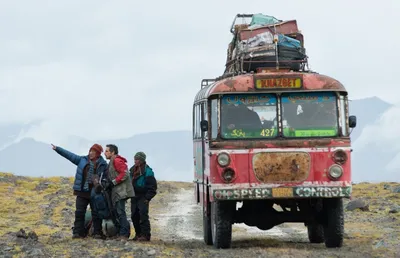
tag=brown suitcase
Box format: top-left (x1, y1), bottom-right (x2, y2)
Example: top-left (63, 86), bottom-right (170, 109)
top-left (239, 20), bottom-right (299, 41)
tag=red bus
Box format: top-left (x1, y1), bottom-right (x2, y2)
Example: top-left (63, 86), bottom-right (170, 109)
top-left (192, 71), bottom-right (357, 249)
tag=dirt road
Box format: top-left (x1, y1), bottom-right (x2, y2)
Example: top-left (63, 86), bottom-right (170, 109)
top-left (150, 188), bottom-right (380, 258)
top-left (153, 189), bottom-right (308, 243)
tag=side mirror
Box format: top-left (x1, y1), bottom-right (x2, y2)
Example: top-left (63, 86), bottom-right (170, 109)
top-left (349, 115), bottom-right (357, 128)
top-left (200, 120), bottom-right (209, 132)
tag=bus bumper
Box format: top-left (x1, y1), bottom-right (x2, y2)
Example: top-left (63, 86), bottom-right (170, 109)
top-left (210, 183), bottom-right (352, 201)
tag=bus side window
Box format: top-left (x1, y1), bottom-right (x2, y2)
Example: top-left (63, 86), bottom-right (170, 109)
top-left (192, 105), bottom-right (196, 139)
top-left (202, 102), bottom-right (208, 139)
top-left (195, 104), bottom-right (201, 139)
top-left (211, 99), bottom-right (218, 140)
top-left (339, 95), bottom-right (348, 136)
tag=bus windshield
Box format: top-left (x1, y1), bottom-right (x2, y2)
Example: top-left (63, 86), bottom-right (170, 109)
top-left (281, 92), bottom-right (338, 137)
top-left (220, 94), bottom-right (277, 139)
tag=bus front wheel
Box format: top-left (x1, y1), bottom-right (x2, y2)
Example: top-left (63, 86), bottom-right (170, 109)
top-left (323, 198), bottom-right (344, 248)
top-left (210, 201), bottom-right (234, 249)
top-left (307, 223), bottom-right (325, 243)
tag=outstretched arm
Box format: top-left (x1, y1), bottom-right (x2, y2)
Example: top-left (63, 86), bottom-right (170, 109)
top-left (52, 144), bottom-right (82, 166)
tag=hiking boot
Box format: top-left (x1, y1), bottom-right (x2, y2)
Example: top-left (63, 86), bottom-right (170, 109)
top-left (72, 233), bottom-right (84, 239)
top-left (132, 234), bottom-right (141, 241)
top-left (137, 235), bottom-right (150, 242)
top-left (92, 233), bottom-right (106, 240)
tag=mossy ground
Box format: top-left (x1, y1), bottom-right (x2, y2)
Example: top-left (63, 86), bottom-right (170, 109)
top-left (0, 172), bottom-right (399, 257)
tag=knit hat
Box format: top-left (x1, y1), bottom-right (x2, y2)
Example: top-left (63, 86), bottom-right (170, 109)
top-left (90, 144), bottom-right (103, 154)
top-left (134, 151), bottom-right (146, 162)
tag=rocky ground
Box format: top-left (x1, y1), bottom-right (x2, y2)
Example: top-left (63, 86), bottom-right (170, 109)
top-left (0, 172), bottom-right (399, 258)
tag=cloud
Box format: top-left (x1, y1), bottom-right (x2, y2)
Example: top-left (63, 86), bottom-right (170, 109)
top-left (353, 103), bottom-right (400, 177)
top-left (354, 104), bottom-right (400, 150)
top-left (0, 0), bottom-right (399, 143)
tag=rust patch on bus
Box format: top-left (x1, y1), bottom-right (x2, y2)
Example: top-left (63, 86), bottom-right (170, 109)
top-left (208, 73), bottom-right (347, 95)
top-left (224, 78), bottom-right (235, 88)
top-left (302, 74), bottom-right (346, 91)
top-left (252, 152), bottom-right (310, 183)
top-left (210, 75), bottom-right (254, 94)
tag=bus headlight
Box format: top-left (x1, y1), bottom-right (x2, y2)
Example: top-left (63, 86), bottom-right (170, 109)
top-left (217, 152), bottom-right (230, 167)
top-left (328, 164), bottom-right (343, 179)
top-left (332, 149), bottom-right (348, 165)
top-left (222, 168), bottom-right (235, 183)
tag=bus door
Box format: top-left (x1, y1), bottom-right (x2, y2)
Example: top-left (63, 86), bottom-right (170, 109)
top-left (194, 101), bottom-right (209, 205)
top-left (200, 101), bottom-right (208, 201)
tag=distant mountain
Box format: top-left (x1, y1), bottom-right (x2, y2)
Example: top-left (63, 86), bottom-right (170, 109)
top-left (0, 121), bottom-right (41, 151)
top-left (0, 138), bottom-right (77, 178)
top-left (0, 131), bottom-right (193, 182)
top-left (98, 130), bottom-right (193, 182)
top-left (0, 96), bottom-right (397, 183)
top-left (349, 96), bottom-right (393, 142)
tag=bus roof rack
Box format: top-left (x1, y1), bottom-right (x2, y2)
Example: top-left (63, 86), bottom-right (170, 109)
top-left (229, 13), bottom-right (282, 34)
top-left (201, 79), bottom-right (216, 88)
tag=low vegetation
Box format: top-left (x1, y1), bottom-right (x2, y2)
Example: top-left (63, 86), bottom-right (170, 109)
top-left (0, 172), bottom-right (399, 257)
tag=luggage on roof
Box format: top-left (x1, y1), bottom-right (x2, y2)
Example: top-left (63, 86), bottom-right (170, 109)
top-left (239, 20), bottom-right (300, 40)
top-left (249, 13), bottom-right (281, 28)
top-left (278, 34), bottom-right (301, 48)
top-left (240, 45), bottom-right (306, 72)
top-left (225, 13), bottom-right (308, 74)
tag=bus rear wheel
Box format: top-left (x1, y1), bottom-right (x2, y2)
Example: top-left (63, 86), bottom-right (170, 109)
top-left (203, 210), bottom-right (213, 245)
top-left (211, 201), bottom-right (234, 249)
top-left (323, 198), bottom-right (344, 248)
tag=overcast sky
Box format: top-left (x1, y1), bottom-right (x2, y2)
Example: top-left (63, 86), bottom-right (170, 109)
top-left (0, 0), bottom-right (399, 144)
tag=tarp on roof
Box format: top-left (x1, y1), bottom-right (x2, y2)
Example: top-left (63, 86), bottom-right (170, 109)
top-left (249, 14), bottom-right (280, 27)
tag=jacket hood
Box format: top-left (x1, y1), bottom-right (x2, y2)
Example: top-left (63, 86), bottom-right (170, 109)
top-left (115, 155), bottom-right (127, 163)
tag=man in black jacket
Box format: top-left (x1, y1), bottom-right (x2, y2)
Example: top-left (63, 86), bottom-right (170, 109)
top-left (129, 152), bottom-right (157, 241)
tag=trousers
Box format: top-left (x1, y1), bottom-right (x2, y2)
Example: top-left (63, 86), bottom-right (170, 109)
top-left (131, 196), bottom-right (151, 238)
top-left (73, 195), bottom-right (102, 236)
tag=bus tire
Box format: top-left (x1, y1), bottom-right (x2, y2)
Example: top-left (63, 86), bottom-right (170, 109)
top-left (203, 212), bottom-right (213, 245)
top-left (211, 201), bottom-right (234, 249)
top-left (203, 186), bottom-right (213, 245)
top-left (323, 198), bottom-right (344, 248)
top-left (307, 223), bottom-right (324, 243)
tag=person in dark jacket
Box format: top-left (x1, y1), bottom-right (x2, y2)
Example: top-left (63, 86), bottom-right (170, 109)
top-left (52, 143), bottom-right (107, 239)
top-left (129, 152), bottom-right (157, 241)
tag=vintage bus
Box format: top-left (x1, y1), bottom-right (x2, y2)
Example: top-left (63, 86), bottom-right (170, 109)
top-left (192, 70), bottom-right (357, 249)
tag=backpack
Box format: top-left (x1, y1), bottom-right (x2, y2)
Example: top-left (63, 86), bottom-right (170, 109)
top-left (92, 191), bottom-right (111, 220)
top-left (84, 210), bottom-right (118, 238)
top-left (90, 172), bottom-right (112, 220)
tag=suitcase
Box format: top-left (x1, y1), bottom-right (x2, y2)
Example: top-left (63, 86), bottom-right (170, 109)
top-left (241, 45), bottom-right (306, 72)
top-left (239, 20), bottom-right (300, 41)
top-left (278, 34), bottom-right (301, 48)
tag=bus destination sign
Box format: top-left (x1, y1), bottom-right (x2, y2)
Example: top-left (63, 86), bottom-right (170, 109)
top-left (255, 77), bottom-right (302, 90)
